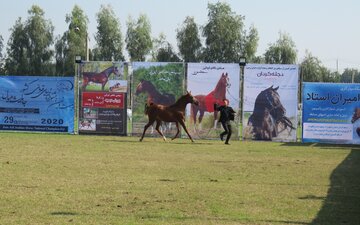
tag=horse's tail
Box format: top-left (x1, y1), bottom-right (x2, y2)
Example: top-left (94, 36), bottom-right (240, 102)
top-left (144, 102), bottom-right (154, 115)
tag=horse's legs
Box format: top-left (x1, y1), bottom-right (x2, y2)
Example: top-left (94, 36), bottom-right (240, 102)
top-left (140, 119), bottom-right (155, 141)
top-left (179, 120), bottom-right (194, 142)
top-left (213, 111), bottom-right (218, 129)
top-left (155, 120), bottom-right (166, 141)
top-left (172, 122), bottom-right (180, 140)
top-left (198, 110), bottom-right (205, 130)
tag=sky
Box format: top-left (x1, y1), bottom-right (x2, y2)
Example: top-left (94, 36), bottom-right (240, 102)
top-left (1, 0), bottom-right (359, 72)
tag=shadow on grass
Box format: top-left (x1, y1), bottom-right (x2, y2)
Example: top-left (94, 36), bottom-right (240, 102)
top-left (50, 212), bottom-right (77, 216)
top-left (310, 148), bottom-right (360, 225)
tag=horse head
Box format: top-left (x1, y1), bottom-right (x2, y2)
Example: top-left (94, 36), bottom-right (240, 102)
top-left (220, 72), bottom-right (230, 88)
top-left (135, 79), bottom-right (147, 95)
top-left (351, 107), bottom-right (360, 123)
top-left (258, 86), bottom-right (286, 120)
top-left (183, 91), bottom-right (199, 106)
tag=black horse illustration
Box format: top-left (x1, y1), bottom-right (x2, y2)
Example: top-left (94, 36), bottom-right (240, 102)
top-left (247, 86), bottom-right (295, 140)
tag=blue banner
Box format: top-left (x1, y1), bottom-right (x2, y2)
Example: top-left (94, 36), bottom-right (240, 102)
top-left (302, 82), bottom-right (360, 144)
top-left (0, 76), bottom-right (74, 133)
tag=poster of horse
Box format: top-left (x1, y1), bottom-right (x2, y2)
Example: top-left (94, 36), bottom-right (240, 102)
top-left (186, 63), bottom-right (240, 140)
top-left (79, 61), bottom-right (127, 135)
top-left (131, 62), bottom-right (185, 137)
top-left (243, 64), bottom-right (299, 142)
top-left (302, 82), bottom-right (360, 144)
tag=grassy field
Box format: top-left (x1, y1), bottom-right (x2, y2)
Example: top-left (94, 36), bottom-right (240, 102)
top-left (0, 133), bottom-right (359, 225)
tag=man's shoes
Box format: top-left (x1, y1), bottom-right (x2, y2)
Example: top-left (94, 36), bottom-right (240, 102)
top-left (225, 142), bottom-right (230, 145)
top-left (220, 134), bottom-right (224, 141)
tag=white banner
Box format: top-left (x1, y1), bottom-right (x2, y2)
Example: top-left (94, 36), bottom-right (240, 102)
top-left (243, 64), bottom-right (299, 142)
top-left (186, 63), bottom-right (240, 139)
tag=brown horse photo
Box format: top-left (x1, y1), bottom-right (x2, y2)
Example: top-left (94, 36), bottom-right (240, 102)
top-left (247, 86), bottom-right (295, 140)
top-left (139, 91), bottom-right (199, 142)
top-left (135, 79), bottom-right (175, 105)
top-left (190, 73), bottom-right (229, 129)
top-left (82, 66), bottom-right (118, 91)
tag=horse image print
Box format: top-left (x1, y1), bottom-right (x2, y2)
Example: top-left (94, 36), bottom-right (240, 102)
top-left (351, 107), bottom-right (360, 137)
top-left (190, 73), bottom-right (230, 129)
top-left (82, 66), bottom-right (119, 91)
top-left (247, 86), bottom-right (295, 140)
top-left (135, 79), bottom-right (175, 105)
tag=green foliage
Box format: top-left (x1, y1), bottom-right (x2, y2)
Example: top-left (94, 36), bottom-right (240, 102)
top-left (340, 68), bottom-right (360, 83)
top-left (264, 32), bottom-right (297, 64)
top-left (55, 5), bottom-right (89, 76)
top-left (301, 51), bottom-right (340, 82)
top-left (244, 25), bottom-right (259, 63)
top-left (132, 63), bottom-right (184, 121)
top-left (93, 4), bottom-right (124, 61)
top-left (202, 2), bottom-right (245, 63)
top-left (176, 16), bottom-right (202, 62)
top-left (5, 5), bottom-right (54, 75)
top-left (126, 14), bottom-right (153, 61)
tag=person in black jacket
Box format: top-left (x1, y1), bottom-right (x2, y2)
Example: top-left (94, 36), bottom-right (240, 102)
top-left (214, 99), bottom-right (236, 144)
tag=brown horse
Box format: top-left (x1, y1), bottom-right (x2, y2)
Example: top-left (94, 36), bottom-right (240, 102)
top-left (139, 91), bottom-right (199, 142)
top-left (82, 66), bottom-right (118, 91)
top-left (248, 86), bottom-right (295, 140)
top-left (135, 79), bottom-right (175, 105)
top-left (190, 73), bottom-right (229, 128)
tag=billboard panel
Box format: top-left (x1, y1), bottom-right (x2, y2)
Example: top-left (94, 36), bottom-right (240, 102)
top-left (0, 76), bottom-right (74, 133)
top-left (243, 64), bottom-right (298, 142)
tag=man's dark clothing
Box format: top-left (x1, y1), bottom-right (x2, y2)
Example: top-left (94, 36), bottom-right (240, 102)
top-left (214, 104), bottom-right (235, 144)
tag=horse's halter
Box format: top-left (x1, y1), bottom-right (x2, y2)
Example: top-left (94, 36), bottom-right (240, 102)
top-left (264, 90), bottom-right (284, 115)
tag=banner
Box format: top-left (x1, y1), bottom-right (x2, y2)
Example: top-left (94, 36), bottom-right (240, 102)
top-left (131, 62), bottom-right (184, 137)
top-left (186, 63), bottom-right (240, 139)
top-left (79, 62), bottom-right (127, 135)
top-left (302, 82), bottom-right (360, 144)
top-left (243, 64), bottom-right (298, 142)
top-left (0, 76), bottom-right (74, 133)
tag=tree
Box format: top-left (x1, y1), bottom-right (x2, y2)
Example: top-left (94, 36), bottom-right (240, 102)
top-left (125, 14), bottom-right (152, 61)
top-left (340, 68), bottom-right (360, 83)
top-left (5, 18), bottom-right (29, 75)
top-left (176, 16), bottom-right (202, 62)
top-left (202, 2), bottom-right (244, 63)
top-left (0, 35), bottom-right (4, 73)
top-left (243, 25), bottom-right (259, 63)
top-left (151, 33), bottom-right (180, 62)
top-left (55, 5), bottom-right (89, 76)
top-left (93, 4), bottom-right (124, 61)
top-left (5, 5), bottom-right (54, 75)
top-left (25, 5), bottom-right (54, 75)
top-left (264, 32), bottom-right (297, 64)
top-left (300, 51), bottom-right (339, 82)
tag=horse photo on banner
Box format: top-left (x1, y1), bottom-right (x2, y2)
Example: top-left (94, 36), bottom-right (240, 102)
top-left (78, 61), bottom-right (127, 135)
top-left (243, 64), bottom-right (299, 142)
top-left (303, 82), bottom-right (360, 144)
top-left (186, 63), bottom-right (240, 140)
top-left (131, 62), bottom-right (185, 137)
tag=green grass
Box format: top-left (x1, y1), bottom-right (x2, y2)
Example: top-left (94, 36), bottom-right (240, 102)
top-left (0, 133), bottom-right (359, 224)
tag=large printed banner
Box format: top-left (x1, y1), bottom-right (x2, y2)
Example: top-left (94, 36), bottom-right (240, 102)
top-left (0, 76), bottom-right (74, 133)
top-left (131, 62), bottom-right (184, 137)
top-left (243, 64), bottom-right (298, 142)
top-left (79, 62), bottom-right (127, 135)
top-left (302, 82), bottom-right (360, 144)
top-left (186, 63), bottom-right (240, 139)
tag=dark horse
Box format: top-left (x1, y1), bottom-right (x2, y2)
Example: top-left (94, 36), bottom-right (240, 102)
top-left (82, 66), bottom-right (118, 91)
top-left (135, 79), bottom-right (175, 105)
top-left (351, 107), bottom-right (360, 137)
top-left (139, 91), bottom-right (199, 142)
top-left (190, 73), bottom-right (229, 128)
top-left (248, 86), bottom-right (295, 140)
